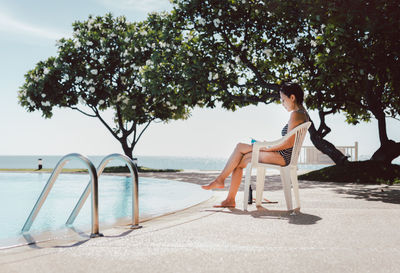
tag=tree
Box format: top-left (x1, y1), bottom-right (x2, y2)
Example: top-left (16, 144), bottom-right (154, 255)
top-left (170, 0), bottom-right (348, 164)
top-left (18, 13), bottom-right (193, 159)
top-left (300, 0), bottom-right (400, 163)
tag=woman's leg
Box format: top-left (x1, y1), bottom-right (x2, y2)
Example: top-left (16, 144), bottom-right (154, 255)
top-left (202, 143), bottom-right (252, 190)
top-left (215, 151), bottom-right (285, 207)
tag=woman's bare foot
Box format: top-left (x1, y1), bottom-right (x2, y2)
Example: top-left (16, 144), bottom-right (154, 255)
top-left (213, 199), bottom-right (235, 208)
top-left (201, 179), bottom-right (224, 190)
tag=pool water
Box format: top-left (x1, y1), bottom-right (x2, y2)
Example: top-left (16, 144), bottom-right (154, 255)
top-left (0, 173), bottom-right (212, 240)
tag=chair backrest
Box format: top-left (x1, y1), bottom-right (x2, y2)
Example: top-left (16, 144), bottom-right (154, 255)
top-left (288, 121), bottom-right (311, 167)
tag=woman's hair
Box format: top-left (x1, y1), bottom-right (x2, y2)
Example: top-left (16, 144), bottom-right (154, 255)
top-left (280, 82), bottom-right (304, 104)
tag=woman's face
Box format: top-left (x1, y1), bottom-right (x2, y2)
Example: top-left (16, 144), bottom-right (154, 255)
top-left (280, 92), bottom-right (296, 112)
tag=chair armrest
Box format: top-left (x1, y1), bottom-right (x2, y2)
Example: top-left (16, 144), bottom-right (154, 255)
top-left (252, 138), bottom-right (286, 150)
top-left (251, 138), bottom-right (286, 166)
top-left (250, 122), bottom-right (311, 165)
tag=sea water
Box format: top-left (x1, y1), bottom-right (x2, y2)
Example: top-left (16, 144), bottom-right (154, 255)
top-left (0, 155), bottom-right (337, 171)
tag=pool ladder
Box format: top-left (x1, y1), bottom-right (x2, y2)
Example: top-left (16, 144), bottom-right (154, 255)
top-left (21, 153), bottom-right (141, 238)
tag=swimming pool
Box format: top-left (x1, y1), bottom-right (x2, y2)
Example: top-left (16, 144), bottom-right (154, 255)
top-left (0, 172), bottom-right (212, 242)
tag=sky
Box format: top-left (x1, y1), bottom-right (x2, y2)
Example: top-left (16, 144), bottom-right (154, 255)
top-left (0, 0), bottom-right (399, 161)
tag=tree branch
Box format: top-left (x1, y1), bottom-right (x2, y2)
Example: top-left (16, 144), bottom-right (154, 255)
top-left (126, 121), bottom-right (136, 136)
top-left (220, 30), bottom-right (279, 92)
top-left (115, 104), bottom-right (126, 133)
top-left (317, 109), bottom-right (332, 138)
top-left (69, 106), bottom-right (97, 117)
top-left (91, 106), bottom-right (121, 140)
top-left (135, 119), bottom-right (154, 144)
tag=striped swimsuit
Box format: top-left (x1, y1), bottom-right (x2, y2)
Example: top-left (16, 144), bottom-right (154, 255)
top-left (278, 109), bottom-right (309, 166)
top-left (278, 124), bottom-right (293, 166)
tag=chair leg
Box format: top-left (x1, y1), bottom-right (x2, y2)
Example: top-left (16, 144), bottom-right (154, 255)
top-left (280, 169), bottom-right (293, 210)
top-left (243, 165), bottom-right (252, 211)
top-left (291, 168), bottom-right (301, 210)
top-left (255, 167), bottom-right (266, 206)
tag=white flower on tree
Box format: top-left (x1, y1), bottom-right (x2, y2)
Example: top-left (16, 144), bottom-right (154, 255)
top-left (198, 18), bottom-right (206, 26)
top-left (84, 79), bottom-right (93, 85)
top-left (43, 68), bottom-right (50, 75)
top-left (88, 86), bottom-right (95, 93)
top-left (310, 40), bottom-right (317, 47)
top-left (263, 49), bottom-right (273, 58)
top-left (86, 41), bottom-right (93, 46)
top-left (368, 73), bottom-right (374, 80)
top-left (293, 57), bottom-right (301, 65)
top-left (213, 18), bottom-right (221, 28)
top-left (208, 72), bottom-right (213, 81)
top-left (146, 60), bottom-right (153, 67)
top-left (90, 69), bottom-right (98, 75)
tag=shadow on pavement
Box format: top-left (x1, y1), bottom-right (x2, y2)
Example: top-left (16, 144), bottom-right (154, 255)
top-left (334, 187), bottom-right (400, 204)
top-left (207, 207), bottom-right (322, 225)
top-left (140, 172), bottom-right (348, 192)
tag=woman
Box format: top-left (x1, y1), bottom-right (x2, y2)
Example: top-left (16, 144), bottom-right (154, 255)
top-left (202, 83), bottom-right (309, 208)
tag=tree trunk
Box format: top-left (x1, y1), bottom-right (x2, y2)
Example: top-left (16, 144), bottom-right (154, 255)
top-left (308, 117), bottom-right (349, 165)
top-left (120, 137), bottom-right (134, 159)
top-left (371, 140), bottom-right (400, 163)
top-left (370, 110), bottom-right (400, 163)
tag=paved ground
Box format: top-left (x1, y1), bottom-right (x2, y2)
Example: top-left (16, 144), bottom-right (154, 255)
top-left (1, 172), bottom-right (400, 273)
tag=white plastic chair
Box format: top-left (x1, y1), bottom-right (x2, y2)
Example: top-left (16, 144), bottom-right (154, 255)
top-left (243, 121), bottom-right (311, 211)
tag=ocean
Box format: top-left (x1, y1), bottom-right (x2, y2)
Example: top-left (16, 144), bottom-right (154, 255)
top-left (0, 155), bottom-right (227, 171)
top-left (0, 155), bottom-right (332, 171)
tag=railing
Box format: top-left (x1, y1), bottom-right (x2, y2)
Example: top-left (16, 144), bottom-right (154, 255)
top-left (66, 153), bottom-right (141, 229)
top-left (21, 153), bottom-right (141, 238)
top-left (298, 141), bottom-right (358, 165)
top-left (21, 153), bottom-right (101, 237)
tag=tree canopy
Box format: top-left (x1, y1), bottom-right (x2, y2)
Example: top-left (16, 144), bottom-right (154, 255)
top-left (170, 0), bottom-right (351, 163)
top-left (299, 0), bottom-right (400, 162)
top-left (171, 0), bottom-right (400, 163)
top-left (18, 13), bottom-right (196, 158)
top-left (18, 1), bottom-right (400, 163)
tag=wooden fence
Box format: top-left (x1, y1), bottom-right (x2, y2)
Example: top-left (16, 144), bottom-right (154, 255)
top-left (298, 142), bottom-right (358, 165)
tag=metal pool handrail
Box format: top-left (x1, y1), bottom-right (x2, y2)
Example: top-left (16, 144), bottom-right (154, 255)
top-left (21, 153), bottom-right (101, 237)
top-left (66, 153), bottom-right (141, 229)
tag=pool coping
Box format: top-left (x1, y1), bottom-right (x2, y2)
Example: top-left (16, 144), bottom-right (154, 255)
top-left (0, 190), bottom-right (214, 250)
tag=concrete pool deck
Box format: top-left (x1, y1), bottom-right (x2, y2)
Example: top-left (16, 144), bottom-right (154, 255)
top-left (1, 171), bottom-right (400, 272)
